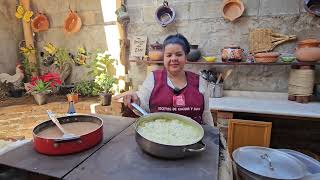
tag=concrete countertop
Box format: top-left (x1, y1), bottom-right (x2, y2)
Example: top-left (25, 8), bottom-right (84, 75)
top-left (209, 92), bottom-right (320, 118)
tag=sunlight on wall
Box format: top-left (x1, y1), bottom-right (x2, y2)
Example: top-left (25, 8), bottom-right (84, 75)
top-left (100, 0), bottom-right (125, 93)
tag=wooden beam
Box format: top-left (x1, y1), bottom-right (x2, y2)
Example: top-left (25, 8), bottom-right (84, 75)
top-left (20, 0), bottom-right (38, 76)
top-left (116, 0), bottom-right (130, 90)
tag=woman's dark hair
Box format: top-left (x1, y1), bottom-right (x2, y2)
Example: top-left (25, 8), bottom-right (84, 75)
top-left (163, 33), bottom-right (190, 54)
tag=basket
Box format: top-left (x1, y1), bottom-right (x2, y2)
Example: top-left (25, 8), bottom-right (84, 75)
top-left (249, 29), bottom-right (297, 54)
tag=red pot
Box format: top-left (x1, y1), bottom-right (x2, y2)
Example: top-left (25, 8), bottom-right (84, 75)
top-left (32, 115), bottom-right (103, 155)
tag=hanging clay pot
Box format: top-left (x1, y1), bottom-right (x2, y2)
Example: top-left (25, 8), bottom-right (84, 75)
top-left (31, 13), bottom-right (49, 32)
top-left (222, 0), bottom-right (245, 21)
top-left (115, 4), bottom-right (130, 24)
top-left (155, 1), bottom-right (176, 27)
top-left (64, 10), bottom-right (82, 34)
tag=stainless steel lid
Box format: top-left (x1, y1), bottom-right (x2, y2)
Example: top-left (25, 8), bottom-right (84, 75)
top-left (233, 146), bottom-right (308, 180)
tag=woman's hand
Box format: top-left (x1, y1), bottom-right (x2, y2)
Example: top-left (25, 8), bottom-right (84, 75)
top-left (113, 90), bottom-right (140, 109)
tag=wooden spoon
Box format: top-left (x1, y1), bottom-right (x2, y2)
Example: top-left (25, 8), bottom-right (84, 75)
top-left (223, 69), bottom-right (233, 81)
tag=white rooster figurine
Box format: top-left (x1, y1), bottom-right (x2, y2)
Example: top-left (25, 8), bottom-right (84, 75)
top-left (0, 64), bottom-right (25, 88)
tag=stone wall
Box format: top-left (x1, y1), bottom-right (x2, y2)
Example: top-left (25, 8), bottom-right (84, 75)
top-left (0, 0), bottom-right (23, 74)
top-left (127, 0), bottom-right (320, 92)
top-left (31, 0), bottom-right (108, 83)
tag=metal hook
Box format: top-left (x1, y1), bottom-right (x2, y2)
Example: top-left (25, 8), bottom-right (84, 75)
top-left (163, 0), bottom-right (169, 7)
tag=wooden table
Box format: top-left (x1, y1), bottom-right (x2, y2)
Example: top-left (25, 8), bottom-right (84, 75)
top-left (0, 115), bottom-right (220, 180)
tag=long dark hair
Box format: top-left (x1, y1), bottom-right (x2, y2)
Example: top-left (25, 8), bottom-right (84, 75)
top-left (163, 34), bottom-right (190, 55)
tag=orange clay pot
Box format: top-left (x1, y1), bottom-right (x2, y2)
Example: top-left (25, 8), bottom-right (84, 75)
top-left (64, 10), bottom-right (82, 34)
top-left (31, 13), bottom-right (49, 32)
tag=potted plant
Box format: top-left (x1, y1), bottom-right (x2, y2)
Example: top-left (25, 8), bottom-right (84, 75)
top-left (94, 73), bottom-right (117, 106)
top-left (66, 88), bottom-right (79, 103)
top-left (25, 72), bottom-right (62, 105)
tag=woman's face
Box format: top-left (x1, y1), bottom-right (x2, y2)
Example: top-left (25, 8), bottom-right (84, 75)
top-left (163, 44), bottom-right (187, 75)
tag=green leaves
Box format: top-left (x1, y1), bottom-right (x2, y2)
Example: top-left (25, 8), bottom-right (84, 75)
top-left (94, 73), bottom-right (117, 94)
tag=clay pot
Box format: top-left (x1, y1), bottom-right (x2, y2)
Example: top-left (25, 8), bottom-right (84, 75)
top-left (254, 52), bottom-right (280, 63)
top-left (148, 41), bottom-right (163, 61)
top-left (67, 93), bottom-right (79, 104)
top-left (115, 4), bottom-right (130, 24)
top-left (64, 10), bottom-right (82, 34)
top-left (295, 47), bottom-right (320, 62)
top-left (31, 13), bottom-right (49, 32)
top-left (221, 45), bottom-right (243, 62)
top-left (187, 45), bottom-right (201, 62)
top-left (297, 39), bottom-right (320, 48)
top-left (222, 0), bottom-right (245, 21)
top-left (295, 39), bottom-right (320, 62)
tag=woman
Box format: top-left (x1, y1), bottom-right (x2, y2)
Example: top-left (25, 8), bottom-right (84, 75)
top-left (116, 34), bottom-right (213, 126)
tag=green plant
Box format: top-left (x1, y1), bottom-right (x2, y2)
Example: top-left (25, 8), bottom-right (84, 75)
top-left (94, 73), bottom-right (117, 94)
top-left (87, 50), bottom-right (117, 77)
top-left (54, 48), bottom-right (72, 68)
top-left (26, 73), bottom-right (62, 94)
top-left (74, 81), bottom-right (100, 96)
top-left (68, 88), bottom-right (78, 95)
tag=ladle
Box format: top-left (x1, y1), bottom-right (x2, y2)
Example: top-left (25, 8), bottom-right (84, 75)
top-left (47, 110), bottom-right (79, 140)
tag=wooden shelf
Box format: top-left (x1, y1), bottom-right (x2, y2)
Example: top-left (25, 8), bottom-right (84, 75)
top-left (129, 60), bottom-right (320, 66)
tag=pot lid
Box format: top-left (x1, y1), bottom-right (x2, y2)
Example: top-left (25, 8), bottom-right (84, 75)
top-left (233, 146), bottom-right (308, 180)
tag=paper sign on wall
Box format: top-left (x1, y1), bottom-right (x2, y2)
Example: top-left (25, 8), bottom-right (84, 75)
top-left (130, 36), bottom-right (147, 57)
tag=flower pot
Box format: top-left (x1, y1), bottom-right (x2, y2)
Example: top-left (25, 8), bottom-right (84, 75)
top-left (100, 93), bottom-right (112, 106)
top-left (67, 93), bottom-right (79, 104)
top-left (187, 45), bottom-right (201, 62)
top-left (32, 93), bottom-right (49, 105)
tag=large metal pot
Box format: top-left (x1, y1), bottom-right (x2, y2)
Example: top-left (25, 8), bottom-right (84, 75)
top-left (131, 103), bottom-right (206, 159)
top-left (233, 146), bottom-right (312, 180)
top-left (33, 115), bottom-right (103, 155)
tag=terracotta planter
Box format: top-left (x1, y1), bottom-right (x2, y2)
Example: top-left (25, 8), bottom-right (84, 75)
top-left (100, 93), bottom-right (112, 106)
top-left (32, 92), bottom-right (49, 105)
top-left (187, 45), bottom-right (201, 62)
top-left (67, 93), bottom-right (79, 104)
top-left (254, 52), bottom-right (280, 63)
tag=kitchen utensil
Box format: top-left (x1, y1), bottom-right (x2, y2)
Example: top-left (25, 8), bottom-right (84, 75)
top-left (254, 52), bottom-right (280, 63)
top-left (131, 103), bottom-right (206, 159)
top-left (209, 83), bottom-right (223, 98)
top-left (222, 0), bottom-right (245, 21)
top-left (304, 0), bottom-right (320, 16)
top-left (221, 45), bottom-right (244, 62)
top-left (64, 9), bottom-right (82, 34)
top-left (155, 1), bottom-right (176, 27)
top-left (31, 13), bottom-right (49, 32)
top-left (233, 146), bottom-right (309, 180)
top-left (33, 114), bottom-right (103, 155)
top-left (47, 110), bottom-right (79, 140)
top-left (203, 56), bottom-right (217, 62)
top-left (187, 45), bottom-right (201, 62)
top-left (278, 149), bottom-right (320, 174)
top-left (148, 41), bottom-right (163, 61)
top-left (249, 29), bottom-right (297, 54)
top-left (216, 73), bottom-right (223, 84)
top-left (222, 69), bottom-right (232, 81)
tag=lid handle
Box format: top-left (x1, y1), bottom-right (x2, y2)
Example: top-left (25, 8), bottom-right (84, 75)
top-left (261, 153), bottom-right (274, 171)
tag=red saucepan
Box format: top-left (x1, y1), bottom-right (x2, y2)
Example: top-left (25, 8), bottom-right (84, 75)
top-left (32, 114), bottom-right (103, 155)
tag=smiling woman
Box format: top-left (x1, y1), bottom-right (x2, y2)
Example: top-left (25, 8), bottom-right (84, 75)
top-left (115, 34), bottom-right (214, 126)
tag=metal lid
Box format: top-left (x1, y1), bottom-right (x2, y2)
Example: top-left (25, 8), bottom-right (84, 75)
top-left (233, 146), bottom-right (308, 180)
